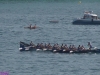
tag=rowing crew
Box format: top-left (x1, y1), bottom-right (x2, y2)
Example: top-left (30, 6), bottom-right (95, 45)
top-left (24, 24), bottom-right (37, 29)
top-left (20, 41), bottom-right (95, 51)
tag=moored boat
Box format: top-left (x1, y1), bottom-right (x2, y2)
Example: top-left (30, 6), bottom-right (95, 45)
top-left (72, 11), bottom-right (100, 25)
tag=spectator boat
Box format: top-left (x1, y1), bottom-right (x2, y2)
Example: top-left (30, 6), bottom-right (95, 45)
top-left (72, 11), bottom-right (100, 25)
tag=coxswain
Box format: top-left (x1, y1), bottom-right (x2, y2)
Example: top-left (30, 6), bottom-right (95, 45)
top-left (88, 42), bottom-right (92, 50)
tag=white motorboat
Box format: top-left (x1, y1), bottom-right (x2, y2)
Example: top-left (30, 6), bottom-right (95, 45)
top-left (72, 11), bottom-right (100, 25)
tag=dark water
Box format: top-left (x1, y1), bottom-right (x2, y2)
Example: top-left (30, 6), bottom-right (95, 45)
top-left (0, 1), bottom-right (100, 75)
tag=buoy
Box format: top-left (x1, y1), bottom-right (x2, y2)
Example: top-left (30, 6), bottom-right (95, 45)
top-left (79, 1), bottom-right (81, 4)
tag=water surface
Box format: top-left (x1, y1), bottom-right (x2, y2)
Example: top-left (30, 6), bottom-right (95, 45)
top-left (0, 1), bottom-right (100, 75)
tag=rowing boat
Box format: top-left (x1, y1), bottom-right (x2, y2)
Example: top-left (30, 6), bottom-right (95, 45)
top-left (19, 42), bottom-right (100, 53)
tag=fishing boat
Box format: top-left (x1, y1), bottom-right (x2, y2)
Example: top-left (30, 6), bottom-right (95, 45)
top-left (19, 41), bottom-right (100, 53)
top-left (72, 11), bottom-right (100, 25)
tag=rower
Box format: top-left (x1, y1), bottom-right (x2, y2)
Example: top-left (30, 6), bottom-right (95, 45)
top-left (61, 44), bottom-right (64, 50)
top-left (78, 45), bottom-right (81, 51)
top-left (47, 43), bottom-right (51, 48)
top-left (64, 44), bottom-right (69, 51)
top-left (52, 44), bottom-right (56, 50)
top-left (45, 43), bottom-right (47, 48)
top-left (40, 43), bottom-right (44, 49)
top-left (81, 45), bottom-right (85, 50)
top-left (48, 43), bottom-right (51, 46)
top-left (72, 45), bottom-right (77, 51)
top-left (33, 24), bottom-right (37, 29)
top-left (29, 24), bottom-right (32, 28)
top-left (30, 41), bottom-right (35, 46)
top-left (69, 45), bottom-right (72, 50)
top-left (36, 43), bottom-right (40, 49)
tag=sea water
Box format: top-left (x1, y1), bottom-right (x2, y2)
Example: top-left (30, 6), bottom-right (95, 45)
top-left (0, 0), bottom-right (100, 75)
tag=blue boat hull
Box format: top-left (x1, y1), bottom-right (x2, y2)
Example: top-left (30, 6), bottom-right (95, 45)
top-left (72, 20), bottom-right (100, 25)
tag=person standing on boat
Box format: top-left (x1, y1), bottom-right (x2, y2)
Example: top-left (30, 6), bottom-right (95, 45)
top-left (88, 42), bottom-right (92, 50)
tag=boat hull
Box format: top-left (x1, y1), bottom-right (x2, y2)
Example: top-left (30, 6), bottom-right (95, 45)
top-left (19, 42), bottom-right (100, 54)
top-left (19, 47), bottom-right (100, 54)
top-left (19, 46), bottom-right (36, 51)
top-left (72, 19), bottom-right (100, 25)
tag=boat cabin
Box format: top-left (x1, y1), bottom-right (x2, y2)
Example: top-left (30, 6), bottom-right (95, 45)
top-left (83, 11), bottom-right (98, 19)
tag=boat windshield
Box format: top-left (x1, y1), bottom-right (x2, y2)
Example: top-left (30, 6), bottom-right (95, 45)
top-left (91, 16), bottom-right (98, 19)
top-left (83, 13), bottom-right (98, 19)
